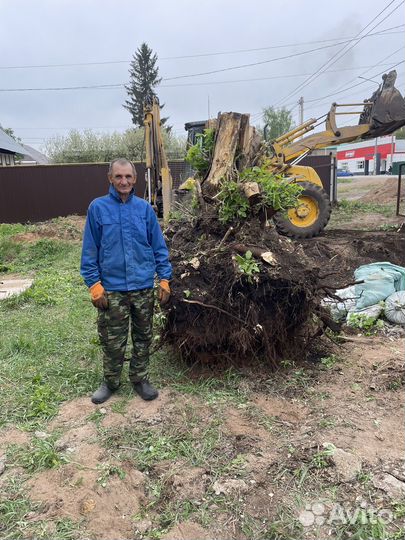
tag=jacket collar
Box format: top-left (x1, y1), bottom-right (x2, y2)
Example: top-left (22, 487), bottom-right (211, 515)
top-left (108, 183), bottom-right (134, 203)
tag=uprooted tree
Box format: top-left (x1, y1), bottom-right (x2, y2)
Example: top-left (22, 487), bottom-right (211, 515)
top-left (160, 112), bottom-right (336, 367)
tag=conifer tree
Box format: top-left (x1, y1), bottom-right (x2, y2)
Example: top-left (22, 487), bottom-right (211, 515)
top-left (124, 43), bottom-right (168, 128)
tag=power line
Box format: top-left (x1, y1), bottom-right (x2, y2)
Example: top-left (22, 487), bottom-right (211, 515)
top-left (275, 0), bottom-right (404, 106)
top-left (304, 59), bottom-right (404, 104)
top-left (0, 25), bottom-right (402, 70)
top-left (1, 62), bottom-right (399, 93)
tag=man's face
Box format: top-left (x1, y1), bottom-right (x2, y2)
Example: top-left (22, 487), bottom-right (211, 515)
top-left (109, 163), bottom-right (136, 199)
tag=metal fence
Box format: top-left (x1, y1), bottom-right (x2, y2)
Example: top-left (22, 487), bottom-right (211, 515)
top-left (0, 156), bottom-right (335, 223)
top-left (0, 161), bottom-right (189, 223)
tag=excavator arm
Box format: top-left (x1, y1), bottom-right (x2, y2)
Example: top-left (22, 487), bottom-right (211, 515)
top-left (269, 70), bottom-right (405, 170)
top-left (144, 95), bottom-right (173, 220)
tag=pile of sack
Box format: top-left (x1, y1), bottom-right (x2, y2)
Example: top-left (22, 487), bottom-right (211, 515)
top-left (323, 262), bottom-right (405, 326)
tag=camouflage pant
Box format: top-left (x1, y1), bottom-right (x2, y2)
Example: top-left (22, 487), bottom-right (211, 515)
top-left (97, 289), bottom-right (155, 390)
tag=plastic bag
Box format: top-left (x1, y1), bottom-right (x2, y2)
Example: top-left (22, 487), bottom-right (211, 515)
top-left (322, 286), bottom-right (360, 321)
top-left (384, 291), bottom-right (405, 325)
top-left (354, 262), bottom-right (405, 310)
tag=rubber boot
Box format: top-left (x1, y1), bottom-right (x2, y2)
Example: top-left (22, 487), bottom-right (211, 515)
top-left (91, 382), bottom-right (114, 404)
top-left (132, 380), bottom-right (158, 401)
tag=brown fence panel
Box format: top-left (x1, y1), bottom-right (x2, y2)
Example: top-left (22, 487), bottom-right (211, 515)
top-left (0, 157), bottom-right (335, 223)
top-left (0, 161), bottom-right (188, 223)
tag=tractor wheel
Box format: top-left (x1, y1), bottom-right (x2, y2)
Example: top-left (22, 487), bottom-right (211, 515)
top-left (273, 182), bottom-right (332, 239)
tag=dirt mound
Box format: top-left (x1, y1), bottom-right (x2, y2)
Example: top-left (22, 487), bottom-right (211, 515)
top-left (163, 214), bottom-right (333, 367)
top-left (163, 213), bottom-right (405, 366)
top-left (299, 229), bottom-right (405, 287)
top-left (12, 216), bottom-right (85, 243)
top-left (361, 177), bottom-right (405, 203)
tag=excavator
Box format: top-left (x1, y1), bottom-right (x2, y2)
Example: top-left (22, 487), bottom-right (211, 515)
top-left (266, 69), bottom-right (405, 238)
top-left (145, 70), bottom-right (405, 238)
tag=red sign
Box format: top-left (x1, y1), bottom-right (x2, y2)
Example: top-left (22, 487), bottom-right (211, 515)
top-left (337, 142), bottom-right (393, 160)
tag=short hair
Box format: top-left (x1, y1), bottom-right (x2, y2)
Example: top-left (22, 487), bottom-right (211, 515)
top-left (108, 158), bottom-right (136, 177)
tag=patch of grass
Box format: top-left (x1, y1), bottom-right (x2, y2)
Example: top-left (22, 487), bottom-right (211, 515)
top-left (150, 355), bottom-right (250, 406)
top-left (7, 436), bottom-right (68, 472)
top-left (102, 416), bottom-right (223, 471)
top-left (337, 178), bottom-right (353, 184)
top-left (0, 229), bottom-right (103, 428)
top-left (110, 398), bottom-right (129, 415)
top-left (331, 199), bottom-right (395, 224)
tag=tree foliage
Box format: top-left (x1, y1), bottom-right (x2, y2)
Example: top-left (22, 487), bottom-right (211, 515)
top-left (44, 128), bottom-right (185, 164)
top-left (261, 106), bottom-right (294, 141)
top-left (395, 126), bottom-right (405, 139)
top-left (0, 125), bottom-right (22, 143)
top-left (124, 43), bottom-right (168, 128)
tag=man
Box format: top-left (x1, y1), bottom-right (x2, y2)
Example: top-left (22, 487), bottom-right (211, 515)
top-left (81, 158), bottom-right (172, 404)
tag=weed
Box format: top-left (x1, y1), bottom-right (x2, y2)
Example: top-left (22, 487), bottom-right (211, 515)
top-left (234, 250), bottom-right (260, 283)
top-left (295, 444), bottom-right (335, 486)
top-left (217, 179), bottom-right (250, 223)
top-left (347, 312), bottom-right (384, 334)
top-left (185, 128), bottom-right (215, 178)
top-left (356, 470), bottom-right (372, 484)
top-left (241, 164), bottom-right (304, 213)
top-left (28, 375), bottom-right (61, 420)
top-left (387, 378), bottom-right (402, 391)
top-left (96, 462), bottom-right (126, 487)
top-left (86, 409), bottom-right (105, 425)
top-left (320, 354), bottom-right (341, 369)
top-left (8, 436), bottom-right (68, 472)
top-left (318, 416), bottom-right (336, 429)
top-left (311, 444), bottom-right (335, 469)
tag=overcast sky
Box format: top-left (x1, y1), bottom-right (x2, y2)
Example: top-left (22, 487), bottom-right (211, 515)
top-left (1, 0), bottom-right (404, 151)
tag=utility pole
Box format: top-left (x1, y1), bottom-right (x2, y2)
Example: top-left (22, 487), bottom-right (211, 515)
top-left (208, 95), bottom-right (211, 120)
top-left (390, 134), bottom-right (395, 171)
top-left (298, 96), bottom-right (304, 126)
top-left (374, 137), bottom-right (378, 176)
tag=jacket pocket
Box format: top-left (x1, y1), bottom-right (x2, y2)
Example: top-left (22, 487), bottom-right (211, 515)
top-left (132, 216), bottom-right (149, 245)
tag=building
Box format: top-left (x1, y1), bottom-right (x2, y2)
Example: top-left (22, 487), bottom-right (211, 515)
top-left (336, 135), bottom-right (405, 175)
top-left (0, 127), bottom-right (27, 166)
top-left (0, 128), bottom-right (49, 166)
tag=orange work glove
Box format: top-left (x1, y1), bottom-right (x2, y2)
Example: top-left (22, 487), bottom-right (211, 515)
top-left (159, 279), bottom-right (171, 305)
top-left (89, 282), bottom-right (109, 310)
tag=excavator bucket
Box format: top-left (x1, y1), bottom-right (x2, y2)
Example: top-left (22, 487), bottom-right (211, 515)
top-left (359, 70), bottom-right (405, 138)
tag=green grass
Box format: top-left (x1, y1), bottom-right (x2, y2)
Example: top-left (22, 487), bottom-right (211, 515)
top-left (0, 225), bottom-right (102, 428)
top-left (101, 415), bottom-right (223, 472)
top-left (7, 436), bottom-right (68, 472)
top-left (330, 199), bottom-right (395, 224)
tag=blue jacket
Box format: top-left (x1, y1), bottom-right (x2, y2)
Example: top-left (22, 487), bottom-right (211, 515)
top-left (80, 185), bottom-right (172, 291)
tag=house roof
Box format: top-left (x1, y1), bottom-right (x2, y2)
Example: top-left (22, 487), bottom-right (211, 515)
top-left (0, 127), bottom-right (26, 154)
top-left (21, 144), bottom-right (49, 164)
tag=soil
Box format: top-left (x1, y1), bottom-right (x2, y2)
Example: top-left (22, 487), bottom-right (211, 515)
top-left (1, 337), bottom-right (403, 540)
top-left (1, 180), bottom-right (405, 539)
